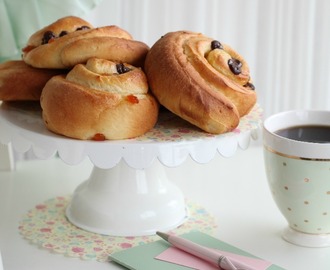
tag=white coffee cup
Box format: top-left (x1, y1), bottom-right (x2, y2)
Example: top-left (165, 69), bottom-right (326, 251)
top-left (263, 110), bottom-right (330, 247)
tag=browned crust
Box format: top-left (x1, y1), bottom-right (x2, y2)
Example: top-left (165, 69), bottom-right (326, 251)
top-left (61, 36), bottom-right (149, 68)
top-left (0, 60), bottom-right (66, 101)
top-left (22, 16), bottom-right (148, 69)
top-left (23, 25), bottom-right (143, 69)
top-left (23, 16), bottom-right (94, 47)
top-left (40, 62), bottom-right (159, 140)
top-left (144, 31), bottom-right (257, 134)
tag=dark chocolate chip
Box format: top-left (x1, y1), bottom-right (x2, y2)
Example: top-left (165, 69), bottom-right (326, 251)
top-left (244, 82), bottom-right (255, 90)
top-left (41, 31), bottom-right (56, 44)
top-left (228, 58), bottom-right (242, 75)
top-left (116, 63), bottom-right (131, 74)
top-left (211, 40), bottom-right (223, 50)
top-left (59, 30), bottom-right (68, 37)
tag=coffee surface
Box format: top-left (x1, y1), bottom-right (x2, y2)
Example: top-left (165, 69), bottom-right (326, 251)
top-left (275, 125), bottom-right (330, 143)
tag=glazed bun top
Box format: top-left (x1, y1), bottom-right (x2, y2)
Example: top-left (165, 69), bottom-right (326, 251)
top-left (144, 31), bottom-right (257, 134)
top-left (22, 16), bottom-right (149, 69)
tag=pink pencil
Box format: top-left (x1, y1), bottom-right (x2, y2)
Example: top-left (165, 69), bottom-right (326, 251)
top-left (156, 231), bottom-right (255, 270)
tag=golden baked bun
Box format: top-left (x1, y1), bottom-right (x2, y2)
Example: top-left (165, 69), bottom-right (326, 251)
top-left (41, 58), bottom-right (159, 140)
top-left (144, 31), bottom-right (257, 134)
top-left (22, 16), bottom-right (149, 69)
top-left (0, 60), bottom-right (66, 101)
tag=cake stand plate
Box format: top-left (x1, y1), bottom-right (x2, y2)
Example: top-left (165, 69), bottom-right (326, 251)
top-left (0, 101), bottom-right (262, 236)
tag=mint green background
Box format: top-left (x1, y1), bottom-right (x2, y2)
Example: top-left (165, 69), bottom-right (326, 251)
top-left (0, 0), bottom-right (102, 62)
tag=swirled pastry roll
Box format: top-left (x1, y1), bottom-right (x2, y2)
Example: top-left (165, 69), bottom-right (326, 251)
top-left (144, 31), bottom-right (257, 134)
top-left (41, 58), bottom-right (159, 140)
top-left (0, 60), bottom-right (66, 101)
top-left (22, 16), bottom-right (149, 69)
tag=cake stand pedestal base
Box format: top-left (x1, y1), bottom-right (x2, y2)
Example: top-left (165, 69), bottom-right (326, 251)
top-left (66, 160), bottom-right (187, 236)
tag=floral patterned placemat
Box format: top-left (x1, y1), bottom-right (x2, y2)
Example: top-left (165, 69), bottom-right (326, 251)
top-left (19, 196), bottom-right (217, 262)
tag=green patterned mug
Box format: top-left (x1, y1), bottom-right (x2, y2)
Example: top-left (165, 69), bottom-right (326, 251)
top-left (263, 110), bottom-right (330, 247)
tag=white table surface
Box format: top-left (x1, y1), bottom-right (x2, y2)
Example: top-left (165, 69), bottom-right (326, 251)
top-left (1, 142), bottom-right (330, 270)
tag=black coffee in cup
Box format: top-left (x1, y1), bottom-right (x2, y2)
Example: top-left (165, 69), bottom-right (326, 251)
top-left (275, 125), bottom-right (330, 143)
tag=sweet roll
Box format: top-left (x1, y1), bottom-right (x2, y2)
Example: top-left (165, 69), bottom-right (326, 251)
top-left (41, 58), bottom-right (159, 140)
top-left (144, 31), bottom-right (257, 134)
top-left (22, 16), bottom-right (149, 69)
top-left (0, 60), bottom-right (66, 101)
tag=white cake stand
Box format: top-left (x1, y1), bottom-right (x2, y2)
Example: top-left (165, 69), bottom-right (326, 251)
top-left (0, 102), bottom-right (262, 236)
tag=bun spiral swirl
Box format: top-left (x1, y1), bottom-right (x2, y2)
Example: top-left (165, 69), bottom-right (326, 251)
top-left (144, 31), bottom-right (257, 134)
top-left (41, 58), bottom-right (159, 140)
top-left (22, 16), bottom-right (149, 69)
